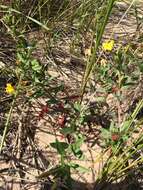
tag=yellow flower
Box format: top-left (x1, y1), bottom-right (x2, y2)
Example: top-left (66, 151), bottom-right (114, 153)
top-left (5, 83), bottom-right (15, 94)
top-left (102, 40), bottom-right (114, 51)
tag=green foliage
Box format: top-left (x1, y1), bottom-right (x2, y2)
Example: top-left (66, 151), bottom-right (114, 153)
top-left (1, 0), bottom-right (143, 189)
top-left (50, 140), bottom-right (69, 156)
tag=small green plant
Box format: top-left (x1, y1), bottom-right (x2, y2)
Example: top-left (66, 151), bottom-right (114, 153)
top-left (1, 1), bottom-right (143, 189)
top-left (98, 99), bottom-right (143, 185)
top-left (38, 133), bottom-right (87, 188)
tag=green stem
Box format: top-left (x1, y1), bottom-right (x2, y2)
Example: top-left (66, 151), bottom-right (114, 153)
top-left (0, 75), bottom-right (22, 153)
top-left (81, 0), bottom-right (116, 98)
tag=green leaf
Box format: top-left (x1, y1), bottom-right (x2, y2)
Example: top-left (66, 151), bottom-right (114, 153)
top-left (50, 139), bottom-right (69, 155)
top-left (76, 165), bottom-right (90, 173)
top-left (33, 75), bottom-right (40, 83)
top-left (31, 59), bottom-right (42, 72)
top-left (69, 163), bottom-right (90, 173)
top-left (109, 121), bottom-right (117, 132)
top-left (47, 98), bottom-right (58, 105)
top-left (120, 120), bottom-right (131, 133)
top-left (60, 126), bottom-right (75, 135)
top-left (70, 134), bottom-right (85, 158)
top-left (100, 128), bottom-right (110, 139)
top-left (32, 89), bottom-right (45, 98)
top-left (17, 52), bottom-right (26, 63)
top-left (122, 135), bottom-right (129, 142)
top-left (74, 102), bottom-right (81, 112)
top-left (95, 96), bottom-right (106, 102)
top-left (139, 63), bottom-right (143, 72)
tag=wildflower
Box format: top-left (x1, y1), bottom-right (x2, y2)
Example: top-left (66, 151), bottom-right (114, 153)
top-left (5, 83), bottom-right (15, 94)
top-left (57, 102), bottom-right (64, 110)
top-left (38, 104), bottom-right (49, 121)
top-left (111, 133), bottom-right (119, 141)
top-left (111, 85), bottom-right (119, 93)
top-left (41, 105), bottom-right (49, 113)
top-left (60, 134), bottom-right (65, 140)
top-left (102, 40), bottom-right (114, 51)
top-left (57, 114), bottom-right (66, 127)
top-left (38, 111), bottom-right (44, 121)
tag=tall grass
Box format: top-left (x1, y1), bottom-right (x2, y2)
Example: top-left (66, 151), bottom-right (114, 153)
top-left (97, 99), bottom-right (143, 183)
top-left (81, 0), bottom-right (116, 98)
top-left (0, 0), bottom-right (143, 188)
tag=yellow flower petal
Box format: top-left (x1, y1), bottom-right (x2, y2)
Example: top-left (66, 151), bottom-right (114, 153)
top-left (5, 83), bottom-right (15, 94)
top-left (102, 40), bottom-right (114, 51)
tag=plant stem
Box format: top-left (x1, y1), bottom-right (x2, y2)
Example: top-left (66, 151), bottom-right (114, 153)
top-left (0, 75), bottom-right (22, 153)
top-left (81, 0), bottom-right (116, 99)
